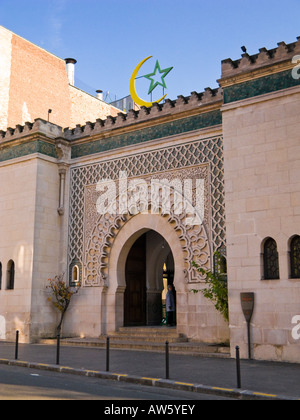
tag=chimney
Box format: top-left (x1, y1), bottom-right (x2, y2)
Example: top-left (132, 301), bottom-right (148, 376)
top-left (96, 90), bottom-right (103, 101)
top-left (65, 58), bottom-right (77, 86)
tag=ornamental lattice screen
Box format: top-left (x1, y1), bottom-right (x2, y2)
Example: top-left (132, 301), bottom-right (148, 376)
top-left (68, 135), bottom-right (226, 286)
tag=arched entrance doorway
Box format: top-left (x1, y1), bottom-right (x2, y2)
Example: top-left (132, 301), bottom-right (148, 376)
top-left (124, 230), bottom-right (175, 327)
top-left (106, 213), bottom-right (188, 334)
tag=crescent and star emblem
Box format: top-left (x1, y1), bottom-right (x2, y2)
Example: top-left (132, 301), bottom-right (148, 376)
top-left (129, 56), bottom-right (173, 108)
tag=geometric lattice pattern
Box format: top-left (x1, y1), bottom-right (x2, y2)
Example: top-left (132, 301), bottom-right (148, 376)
top-left (68, 135), bottom-right (226, 280)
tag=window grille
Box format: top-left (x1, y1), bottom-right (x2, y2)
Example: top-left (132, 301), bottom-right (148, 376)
top-left (290, 236), bottom-right (300, 279)
top-left (263, 238), bottom-right (279, 280)
top-left (6, 260), bottom-right (15, 290)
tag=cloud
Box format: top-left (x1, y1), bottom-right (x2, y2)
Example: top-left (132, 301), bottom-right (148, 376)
top-left (48, 0), bottom-right (68, 49)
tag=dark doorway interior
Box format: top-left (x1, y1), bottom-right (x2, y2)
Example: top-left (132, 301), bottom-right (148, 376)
top-left (124, 234), bottom-right (147, 326)
top-left (124, 231), bottom-right (175, 327)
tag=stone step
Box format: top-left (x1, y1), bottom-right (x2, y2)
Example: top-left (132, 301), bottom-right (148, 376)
top-left (39, 337), bottom-right (230, 358)
top-left (110, 327), bottom-right (187, 343)
top-left (117, 327), bottom-right (179, 335)
top-left (118, 326), bottom-right (178, 334)
top-left (107, 334), bottom-right (187, 343)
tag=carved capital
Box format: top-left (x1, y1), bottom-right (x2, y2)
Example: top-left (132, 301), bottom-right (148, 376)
top-left (55, 138), bottom-right (71, 163)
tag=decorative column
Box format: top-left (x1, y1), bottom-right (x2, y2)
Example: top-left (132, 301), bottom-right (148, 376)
top-left (58, 166), bottom-right (67, 215)
top-left (55, 138), bottom-right (71, 216)
top-left (55, 138), bottom-right (71, 277)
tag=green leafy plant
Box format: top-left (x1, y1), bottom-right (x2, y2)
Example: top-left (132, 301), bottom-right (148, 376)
top-left (191, 254), bottom-right (229, 322)
top-left (47, 273), bottom-right (80, 335)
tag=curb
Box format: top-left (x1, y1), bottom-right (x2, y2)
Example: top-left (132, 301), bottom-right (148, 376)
top-left (0, 358), bottom-right (297, 401)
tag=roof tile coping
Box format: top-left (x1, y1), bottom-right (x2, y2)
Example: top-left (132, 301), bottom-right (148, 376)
top-left (221, 37), bottom-right (300, 79)
top-left (63, 87), bottom-right (223, 140)
top-left (0, 88), bottom-right (223, 144)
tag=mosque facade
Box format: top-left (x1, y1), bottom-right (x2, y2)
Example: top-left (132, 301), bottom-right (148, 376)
top-left (0, 25), bottom-right (300, 363)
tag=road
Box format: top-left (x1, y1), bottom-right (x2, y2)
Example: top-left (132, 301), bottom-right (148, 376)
top-left (0, 365), bottom-right (231, 400)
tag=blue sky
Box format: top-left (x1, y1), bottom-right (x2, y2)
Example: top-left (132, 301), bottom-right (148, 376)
top-left (1, 0), bottom-right (300, 102)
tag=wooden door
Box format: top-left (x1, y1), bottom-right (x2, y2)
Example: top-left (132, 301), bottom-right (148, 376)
top-left (124, 234), bottom-right (147, 326)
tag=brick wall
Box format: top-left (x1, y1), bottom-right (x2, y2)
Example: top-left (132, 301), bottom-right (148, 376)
top-left (69, 85), bottom-right (120, 128)
top-left (7, 32), bottom-right (71, 129)
top-left (0, 25), bottom-right (121, 131)
top-left (0, 26), bottom-right (12, 130)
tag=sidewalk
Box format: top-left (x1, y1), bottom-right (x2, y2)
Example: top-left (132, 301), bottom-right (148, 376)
top-left (0, 341), bottom-right (300, 400)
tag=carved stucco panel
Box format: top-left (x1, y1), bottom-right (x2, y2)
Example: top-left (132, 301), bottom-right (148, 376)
top-left (83, 166), bottom-right (210, 287)
top-left (68, 136), bottom-right (226, 286)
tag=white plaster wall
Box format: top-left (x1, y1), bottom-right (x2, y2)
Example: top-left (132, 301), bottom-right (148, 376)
top-left (30, 158), bottom-right (64, 340)
top-left (223, 87), bottom-right (300, 362)
top-left (0, 155), bottom-right (65, 342)
top-left (0, 157), bottom-right (37, 342)
top-left (0, 315), bottom-right (6, 339)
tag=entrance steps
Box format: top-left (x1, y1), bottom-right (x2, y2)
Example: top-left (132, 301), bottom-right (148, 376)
top-left (42, 327), bottom-right (230, 358)
top-left (110, 326), bottom-right (188, 343)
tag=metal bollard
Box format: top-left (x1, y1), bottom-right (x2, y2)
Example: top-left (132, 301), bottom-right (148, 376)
top-left (236, 346), bottom-right (242, 389)
top-left (56, 333), bottom-right (61, 365)
top-left (247, 321), bottom-right (252, 360)
top-left (165, 341), bottom-right (169, 380)
top-left (106, 336), bottom-right (110, 372)
top-left (15, 330), bottom-right (19, 360)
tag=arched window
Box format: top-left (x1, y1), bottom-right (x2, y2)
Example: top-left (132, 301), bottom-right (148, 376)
top-left (72, 265), bottom-right (79, 283)
top-left (6, 260), bottom-right (15, 290)
top-left (290, 235), bottom-right (300, 279)
top-left (263, 238), bottom-right (279, 280)
top-left (69, 260), bottom-right (82, 286)
top-left (214, 246), bottom-right (227, 281)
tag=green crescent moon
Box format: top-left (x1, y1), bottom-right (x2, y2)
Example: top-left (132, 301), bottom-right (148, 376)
top-left (129, 56), bottom-right (167, 108)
